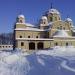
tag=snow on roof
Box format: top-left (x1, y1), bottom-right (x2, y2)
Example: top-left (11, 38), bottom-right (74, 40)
top-left (16, 23), bottom-right (25, 24)
top-left (72, 25), bottom-right (75, 28)
top-left (15, 28), bottom-right (45, 31)
top-left (48, 22), bottom-right (53, 26)
top-left (25, 23), bottom-right (34, 27)
top-left (48, 8), bottom-right (60, 14)
top-left (18, 14), bottom-right (25, 18)
top-left (66, 18), bottom-right (72, 22)
top-left (41, 16), bottom-right (47, 20)
top-left (72, 29), bottom-right (75, 32)
top-left (53, 30), bottom-right (70, 37)
top-left (48, 22), bottom-right (53, 28)
top-left (16, 38), bottom-right (54, 41)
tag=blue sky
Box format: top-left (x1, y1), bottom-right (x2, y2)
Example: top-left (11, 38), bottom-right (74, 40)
top-left (0, 0), bottom-right (75, 33)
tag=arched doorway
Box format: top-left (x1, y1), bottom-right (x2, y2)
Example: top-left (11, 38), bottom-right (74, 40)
top-left (66, 42), bottom-right (68, 46)
top-left (29, 42), bottom-right (35, 50)
top-left (37, 42), bottom-right (43, 50)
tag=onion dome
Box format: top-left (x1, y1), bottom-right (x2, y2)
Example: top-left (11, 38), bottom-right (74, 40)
top-left (41, 16), bottom-right (47, 20)
top-left (18, 14), bottom-right (25, 18)
top-left (48, 8), bottom-right (60, 15)
top-left (66, 18), bottom-right (72, 22)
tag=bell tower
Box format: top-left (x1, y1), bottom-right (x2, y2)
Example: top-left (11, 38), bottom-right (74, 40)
top-left (39, 16), bottom-right (48, 29)
top-left (16, 14), bottom-right (25, 23)
top-left (46, 3), bottom-right (61, 22)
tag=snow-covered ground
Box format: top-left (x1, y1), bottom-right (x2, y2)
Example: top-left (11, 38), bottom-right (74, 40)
top-left (0, 46), bottom-right (75, 75)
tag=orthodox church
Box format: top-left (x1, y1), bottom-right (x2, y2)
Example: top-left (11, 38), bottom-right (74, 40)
top-left (14, 7), bottom-right (75, 51)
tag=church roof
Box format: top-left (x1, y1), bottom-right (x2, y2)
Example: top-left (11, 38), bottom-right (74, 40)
top-left (18, 14), bottom-right (25, 18)
top-left (41, 16), bottom-right (47, 20)
top-left (53, 30), bottom-right (70, 37)
top-left (66, 18), bottom-right (72, 22)
top-left (48, 8), bottom-right (60, 14)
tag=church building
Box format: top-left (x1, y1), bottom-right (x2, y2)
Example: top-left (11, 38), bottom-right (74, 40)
top-left (14, 7), bottom-right (75, 51)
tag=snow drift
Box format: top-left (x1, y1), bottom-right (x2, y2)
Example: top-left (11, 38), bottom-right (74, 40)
top-left (0, 46), bottom-right (75, 75)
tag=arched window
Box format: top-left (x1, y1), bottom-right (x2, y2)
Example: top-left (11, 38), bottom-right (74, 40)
top-left (55, 17), bottom-right (57, 21)
top-left (57, 27), bottom-right (59, 29)
top-left (28, 36), bottom-right (30, 38)
top-left (36, 36), bottom-right (38, 38)
top-left (63, 27), bottom-right (65, 30)
top-left (55, 42), bottom-right (58, 46)
top-left (60, 26), bottom-right (62, 30)
top-left (20, 20), bottom-right (23, 23)
top-left (37, 42), bottom-right (43, 49)
top-left (29, 42), bottom-right (35, 50)
top-left (20, 36), bottom-right (22, 38)
top-left (70, 23), bottom-right (71, 25)
top-left (66, 42), bottom-right (68, 46)
top-left (44, 22), bottom-right (46, 24)
top-left (21, 42), bottom-right (24, 46)
top-left (50, 17), bottom-right (52, 21)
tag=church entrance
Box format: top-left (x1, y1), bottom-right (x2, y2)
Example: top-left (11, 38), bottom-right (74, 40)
top-left (29, 42), bottom-right (35, 50)
top-left (37, 42), bottom-right (43, 50)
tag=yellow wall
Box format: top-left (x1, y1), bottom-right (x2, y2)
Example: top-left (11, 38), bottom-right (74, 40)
top-left (16, 24), bottom-right (26, 28)
top-left (49, 21), bottom-right (72, 37)
top-left (15, 30), bottom-right (41, 38)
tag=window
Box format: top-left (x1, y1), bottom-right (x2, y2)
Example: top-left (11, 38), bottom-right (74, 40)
top-left (55, 42), bottom-right (58, 46)
top-left (37, 42), bottom-right (43, 49)
top-left (70, 23), bottom-right (71, 25)
top-left (20, 36), bottom-right (22, 38)
top-left (57, 27), bottom-right (59, 29)
top-left (60, 26), bottom-right (62, 30)
top-left (28, 36), bottom-right (30, 38)
top-left (50, 17), bottom-right (52, 21)
top-left (66, 43), bottom-right (68, 46)
top-left (44, 22), bottom-right (45, 24)
top-left (20, 20), bottom-right (23, 23)
top-left (36, 36), bottom-right (38, 38)
top-left (29, 42), bottom-right (35, 50)
top-left (55, 17), bottom-right (57, 21)
top-left (63, 27), bottom-right (65, 30)
top-left (21, 42), bottom-right (24, 46)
